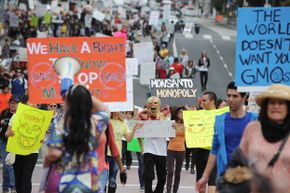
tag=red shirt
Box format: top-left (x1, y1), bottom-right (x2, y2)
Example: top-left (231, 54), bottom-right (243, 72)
top-left (170, 63), bottom-right (183, 76)
top-left (0, 93), bottom-right (12, 113)
top-left (97, 122), bottom-right (119, 173)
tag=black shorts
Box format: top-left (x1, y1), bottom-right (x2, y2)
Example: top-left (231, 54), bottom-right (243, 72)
top-left (195, 148), bottom-right (217, 186)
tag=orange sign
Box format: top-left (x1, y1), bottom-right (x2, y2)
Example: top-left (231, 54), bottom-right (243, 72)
top-left (27, 37), bottom-right (126, 104)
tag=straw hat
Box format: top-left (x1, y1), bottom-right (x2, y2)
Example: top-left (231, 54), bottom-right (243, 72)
top-left (255, 84), bottom-right (290, 106)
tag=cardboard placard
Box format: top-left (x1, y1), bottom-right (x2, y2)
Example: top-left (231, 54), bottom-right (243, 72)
top-left (236, 7), bottom-right (290, 92)
top-left (26, 37), bottom-right (126, 104)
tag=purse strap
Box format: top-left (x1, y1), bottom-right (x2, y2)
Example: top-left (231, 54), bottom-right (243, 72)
top-left (268, 132), bottom-right (290, 167)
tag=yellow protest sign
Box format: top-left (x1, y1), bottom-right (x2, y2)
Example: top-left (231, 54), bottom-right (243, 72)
top-left (183, 107), bottom-right (229, 149)
top-left (6, 103), bottom-right (53, 155)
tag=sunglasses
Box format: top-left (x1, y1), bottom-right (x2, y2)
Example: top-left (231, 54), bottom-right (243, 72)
top-left (49, 105), bottom-right (57, 108)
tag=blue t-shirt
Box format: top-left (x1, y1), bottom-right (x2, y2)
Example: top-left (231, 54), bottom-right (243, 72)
top-left (224, 112), bottom-right (251, 162)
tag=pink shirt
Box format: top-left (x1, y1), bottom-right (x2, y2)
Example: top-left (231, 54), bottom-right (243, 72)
top-left (240, 121), bottom-right (290, 193)
top-left (97, 123), bottom-right (120, 173)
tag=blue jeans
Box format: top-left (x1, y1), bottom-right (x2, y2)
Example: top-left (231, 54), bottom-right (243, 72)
top-left (136, 152), bottom-right (144, 187)
top-left (0, 139), bottom-right (15, 191)
top-left (108, 156), bottom-right (119, 188)
top-left (99, 169), bottom-right (109, 193)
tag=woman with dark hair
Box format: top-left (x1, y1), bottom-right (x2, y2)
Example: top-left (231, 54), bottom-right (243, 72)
top-left (198, 51), bottom-right (210, 91)
top-left (239, 84), bottom-right (290, 193)
top-left (5, 95), bottom-right (39, 193)
top-left (43, 85), bottom-right (110, 192)
top-left (166, 106), bottom-right (187, 193)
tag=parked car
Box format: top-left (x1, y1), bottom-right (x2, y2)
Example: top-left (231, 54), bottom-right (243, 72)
top-left (181, 6), bottom-right (197, 17)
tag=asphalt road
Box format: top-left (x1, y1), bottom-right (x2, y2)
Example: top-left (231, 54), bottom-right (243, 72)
top-left (1, 162), bottom-right (198, 193)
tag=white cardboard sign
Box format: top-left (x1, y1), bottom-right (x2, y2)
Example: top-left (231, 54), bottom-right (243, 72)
top-left (126, 58), bottom-right (138, 76)
top-left (92, 9), bottom-right (105, 22)
top-left (140, 62), bottom-right (155, 85)
top-left (105, 75), bottom-right (134, 112)
top-left (133, 42), bottom-right (154, 64)
top-left (127, 120), bottom-right (175, 138)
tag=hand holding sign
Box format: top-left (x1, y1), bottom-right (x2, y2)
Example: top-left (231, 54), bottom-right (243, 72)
top-left (133, 122), bottom-right (144, 132)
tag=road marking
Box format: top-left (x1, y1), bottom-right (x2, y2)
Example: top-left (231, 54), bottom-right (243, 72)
top-left (173, 37), bottom-right (178, 57)
top-left (184, 34), bottom-right (193, 38)
top-left (203, 34), bottom-right (212, 40)
top-left (221, 35), bottom-right (231, 40)
top-left (209, 39), bottom-right (234, 81)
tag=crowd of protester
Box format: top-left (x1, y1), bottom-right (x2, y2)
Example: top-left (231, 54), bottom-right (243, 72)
top-left (0, 1), bottom-right (290, 193)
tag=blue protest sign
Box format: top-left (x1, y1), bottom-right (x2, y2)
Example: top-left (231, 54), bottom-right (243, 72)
top-left (236, 7), bottom-right (290, 91)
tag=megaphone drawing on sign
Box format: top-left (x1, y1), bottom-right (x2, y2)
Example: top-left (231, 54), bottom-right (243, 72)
top-left (54, 57), bottom-right (81, 97)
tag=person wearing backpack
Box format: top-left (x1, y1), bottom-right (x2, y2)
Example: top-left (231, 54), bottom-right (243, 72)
top-left (0, 95), bottom-right (19, 193)
top-left (10, 68), bottom-right (27, 97)
top-left (43, 85), bottom-right (110, 193)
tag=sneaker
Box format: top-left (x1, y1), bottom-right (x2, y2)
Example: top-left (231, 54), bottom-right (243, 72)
top-left (185, 165), bottom-right (189, 170)
top-left (140, 186), bottom-right (144, 192)
top-left (127, 166), bottom-right (131, 170)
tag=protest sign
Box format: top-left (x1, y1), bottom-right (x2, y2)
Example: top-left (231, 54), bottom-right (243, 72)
top-left (163, 4), bottom-right (171, 21)
top-left (28, 0), bottom-right (35, 10)
top-left (102, 0), bottom-right (113, 7)
top-left (133, 42), bottom-right (154, 64)
top-left (104, 75), bottom-right (133, 112)
top-left (37, 31), bottom-right (48, 38)
top-left (35, 5), bottom-right (47, 17)
top-left (247, 92), bottom-right (261, 112)
top-left (61, 2), bottom-right (69, 12)
top-left (19, 3), bottom-right (27, 11)
top-left (9, 13), bottom-right (19, 28)
top-left (118, 6), bottom-right (126, 19)
top-left (236, 7), bottom-right (290, 92)
top-left (140, 62), bottom-right (155, 85)
top-left (127, 138), bottom-right (141, 152)
top-left (114, 0), bottom-right (124, 5)
top-left (149, 10), bottom-right (160, 26)
top-left (126, 58), bottom-right (138, 76)
top-left (51, 0), bottom-right (58, 8)
top-left (6, 103), bottom-right (53, 155)
top-left (184, 107), bottom-right (229, 148)
top-left (26, 37), bottom-right (126, 104)
top-left (126, 120), bottom-right (175, 138)
top-left (92, 9), bottom-right (106, 22)
top-left (17, 47), bottom-right (28, 61)
top-left (150, 79), bottom-right (198, 106)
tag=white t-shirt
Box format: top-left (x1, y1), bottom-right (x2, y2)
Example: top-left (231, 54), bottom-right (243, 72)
top-left (144, 137), bottom-right (167, 156)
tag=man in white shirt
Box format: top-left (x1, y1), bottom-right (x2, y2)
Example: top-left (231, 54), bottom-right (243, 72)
top-left (138, 97), bottom-right (168, 193)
